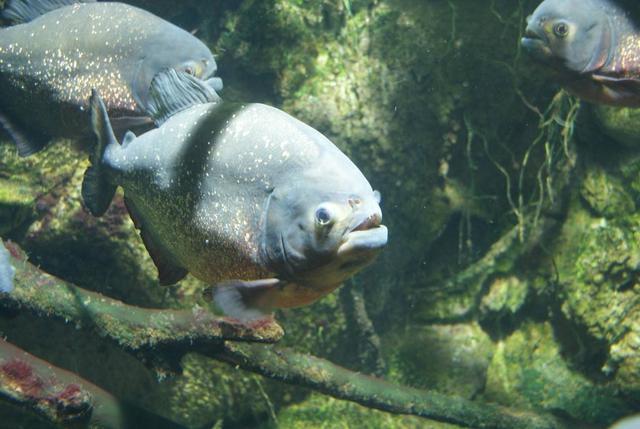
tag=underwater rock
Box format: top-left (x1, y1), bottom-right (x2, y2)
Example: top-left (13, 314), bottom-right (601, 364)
top-left (551, 193), bottom-right (640, 395)
top-left (580, 165), bottom-right (635, 218)
top-left (149, 353), bottom-right (274, 428)
top-left (484, 322), bottom-right (633, 425)
top-left (386, 323), bottom-right (494, 399)
top-left (479, 276), bottom-right (529, 320)
top-left (592, 105), bottom-right (640, 148)
top-left (0, 179), bottom-right (34, 236)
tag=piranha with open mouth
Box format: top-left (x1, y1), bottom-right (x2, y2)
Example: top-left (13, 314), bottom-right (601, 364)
top-left (82, 69), bottom-right (388, 321)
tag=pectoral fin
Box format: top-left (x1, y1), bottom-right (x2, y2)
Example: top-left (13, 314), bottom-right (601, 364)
top-left (0, 111), bottom-right (50, 157)
top-left (591, 74), bottom-right (640, 106)
top-left (2, 0), bottom-right (96, 25)
top-left (147, 69), bottom-right (220, 126)
top-left (124, 197), bottom-right (187, 285)
top-left (212, 279), bottom-right (282, 322)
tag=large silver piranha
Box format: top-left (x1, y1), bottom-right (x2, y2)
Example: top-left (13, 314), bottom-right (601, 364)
top-left (0, 0), bottom-right (221, 156)
top-left (82, 70), bottom-right (388, 321)
top-left (522, 0), bottom-right (640, 106)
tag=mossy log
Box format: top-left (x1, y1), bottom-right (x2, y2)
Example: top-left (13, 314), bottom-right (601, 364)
top-left (214, 342), bottom-right (571, 429)
top-left (0, 240), bottom-right (284, 349)
top-left (0, 338), bottom-right (122, 429)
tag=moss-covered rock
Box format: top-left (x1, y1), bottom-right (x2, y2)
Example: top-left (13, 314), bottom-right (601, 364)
top-left (551, 190), bottom-right (640, 395)
top-left (593, 105), bottom-right (640, 148)
top-left (268, 393), bottom-right (461, 429)
top-left (484, 322), bottom-right (632, 425)
top-left (580, 165), bottom-right (635, 218)
top-left (480, 276), bottom-right (529, 319)
top-left (385, 323), bottom-right (494, 399)
top-left (148, 353), bottom-right (272, 428)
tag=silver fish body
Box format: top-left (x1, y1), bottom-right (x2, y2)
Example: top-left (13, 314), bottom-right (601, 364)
top-left (0, 242), bottom-right (15, 293)
top-left (0, 2), bottom-right (218, 155)
top-left (86, 90), bottom-right (387, 319)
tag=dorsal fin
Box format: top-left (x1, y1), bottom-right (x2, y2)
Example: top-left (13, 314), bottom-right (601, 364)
top-left (147, 69), bottom-right (220, 126)
top-left (1, 0), bottom-right (96, 25)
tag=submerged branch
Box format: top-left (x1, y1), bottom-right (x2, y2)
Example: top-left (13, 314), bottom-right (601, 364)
top-left (214, 342), bottom-right (570, 429)
top-left (0, 241), bottom-right (284, 350)
top-left (0, 338), bottom-right (122, 429)
top-left (0, 240), bottom-right (573, 429)
top-left (339, 283), bottom-right (386, 376)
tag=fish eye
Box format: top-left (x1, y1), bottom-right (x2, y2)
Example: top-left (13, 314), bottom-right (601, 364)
top-left (315, 206), bottom-right (333, 226)
top-left (184, 66), bottom-right (195, 76)
top-left (553, 22), bottom-right (569, 38)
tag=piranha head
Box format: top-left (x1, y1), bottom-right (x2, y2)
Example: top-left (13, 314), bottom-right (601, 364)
top-left (133, 31), bottom-right (220, 110)
top-left (263, 181), bottom-right (388, 299)
top-left (521, 0), bottom-right (613, 75)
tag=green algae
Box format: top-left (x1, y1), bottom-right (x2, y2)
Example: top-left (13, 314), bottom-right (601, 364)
top-left (480, 276), bottom-right (529, 318)
top-left (550, 191), bottom-right (640, 395)
top-left (484, 322), bottom-right (632, 425)
top-left (385, 323), bottom-right (494, 399)
top-left (267, 393), bottom-right (461, 429)
top-left (593, 105), bottom-right (640, 148)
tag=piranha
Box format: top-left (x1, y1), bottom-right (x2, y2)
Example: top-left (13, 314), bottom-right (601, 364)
top-left (0, 242), bottom-right (15, 293)
top-left (81, 70), bottom-right (388, 321)
top-left (610, 415), bottom-right (640, 429)
top-left (0, 0), bottom-right (222, 156)
top-left (522, 0), bottom-right (640, 106)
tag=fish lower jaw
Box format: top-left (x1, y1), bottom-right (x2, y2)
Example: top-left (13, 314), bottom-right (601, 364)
top-left (337, 225), bottom-right (388, 258)
top-left (521, 38), bottom-right (552, 59)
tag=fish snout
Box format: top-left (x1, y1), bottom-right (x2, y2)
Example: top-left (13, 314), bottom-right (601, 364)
top-left (521, 19), bottom-right (551, 59)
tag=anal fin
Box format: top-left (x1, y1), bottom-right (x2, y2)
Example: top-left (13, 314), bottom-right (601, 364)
top-left (0, 111), bottom-right (50, 157)
top-left (212, 279), bottom-right (281, 322)
top-left (124, 197), bottom-right (187, 285)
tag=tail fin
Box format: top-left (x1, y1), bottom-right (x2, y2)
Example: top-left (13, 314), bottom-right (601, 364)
top-left (2, 0), bottom-right (96, 26)
top-left (81, 89), bottom-right (117, 217)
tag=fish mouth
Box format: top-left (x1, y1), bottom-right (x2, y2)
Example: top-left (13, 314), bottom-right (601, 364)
top-left (337, 224), bottom-right (388, 258)
top-left (205, 77), bottom-right (224, 92)
top-left (521, 26), bottom-right (552, 59)
top-left (352, 212), bottom-right (382, 232)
